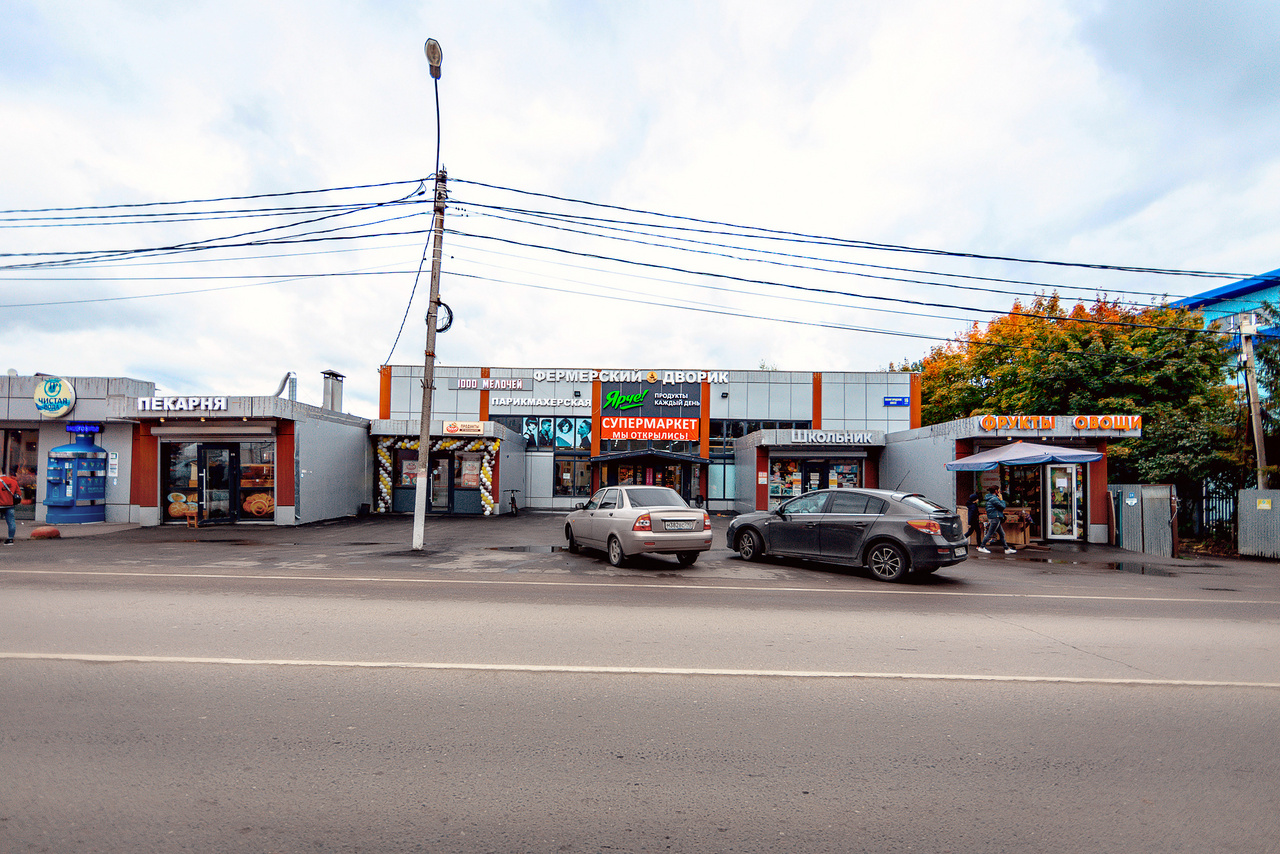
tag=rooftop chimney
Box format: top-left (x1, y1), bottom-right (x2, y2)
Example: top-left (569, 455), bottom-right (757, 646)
top-left (321, 370), bottom-right (345, 411)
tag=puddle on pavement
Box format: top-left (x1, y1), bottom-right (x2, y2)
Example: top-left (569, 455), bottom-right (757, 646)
top-left (1024, 556), bottom-right (1177, 577)
top-left (488, 545), bottom-right (565, 553)
top-left (181, 539), bottom-right (290, 546)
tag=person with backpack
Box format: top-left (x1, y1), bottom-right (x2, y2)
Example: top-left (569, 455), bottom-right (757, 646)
top-left (0, 470), bottom-right (19, 545)
top-left (978, 485), bottom-right (1016, 554)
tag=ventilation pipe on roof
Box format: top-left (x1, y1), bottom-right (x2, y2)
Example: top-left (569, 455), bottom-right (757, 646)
top-left (322, 370), bottom-right (345, 412)
top-left (273, 372), bottom-right (296, 400)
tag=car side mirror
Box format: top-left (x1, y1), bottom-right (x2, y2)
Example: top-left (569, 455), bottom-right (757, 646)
top-left (575, 503), bottom-right (585, 510)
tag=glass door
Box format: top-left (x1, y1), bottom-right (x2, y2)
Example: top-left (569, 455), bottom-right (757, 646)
top-left (430, 456), bottom-right (451, 512)
top-left (1047, 464), bottom-right (1078, 539)
top-left (802, 461), bottom-right (827, 494)
top-left (198, 444), bottom-right (239, 525)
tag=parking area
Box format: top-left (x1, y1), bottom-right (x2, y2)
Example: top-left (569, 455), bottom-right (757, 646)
top-left (4, 511), bottom-right (1273, 595)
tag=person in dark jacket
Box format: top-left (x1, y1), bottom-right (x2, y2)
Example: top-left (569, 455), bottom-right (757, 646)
top-left (978, 486), bottom-right (1016, 554)
top-left (964, 492), bottom-right (982, 541)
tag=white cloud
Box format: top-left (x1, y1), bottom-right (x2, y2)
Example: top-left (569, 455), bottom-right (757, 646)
top-left (4, 0), bottom-right (1280, 415)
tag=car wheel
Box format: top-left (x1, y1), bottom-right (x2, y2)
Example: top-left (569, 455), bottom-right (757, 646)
top-left (866, 541), bottom-right (910, 582)
top-left (737, 529), bottom-right (764, 561)
top-left (607, 535), bottom-right (627, 567)
top-left (676, 551), bottom-right (699, 566)
top-left (565, 525), bottom-right (579, 554)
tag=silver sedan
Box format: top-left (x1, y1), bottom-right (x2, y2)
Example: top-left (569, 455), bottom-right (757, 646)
top-left (565, 485), bottom-right (712, 567)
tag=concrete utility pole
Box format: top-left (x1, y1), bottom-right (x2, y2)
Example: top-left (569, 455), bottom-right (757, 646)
top-left (1240, 319), bottom-right (1269, 490)
top-left (412, 169), bottom-right (447, 550)
top-left (413, 39), bottom-right (446, 552)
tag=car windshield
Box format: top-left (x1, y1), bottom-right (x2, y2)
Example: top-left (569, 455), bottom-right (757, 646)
top-left (901, 494), bottom-right (947, 513)
top-left (626, 487), bottom-right (687, 508)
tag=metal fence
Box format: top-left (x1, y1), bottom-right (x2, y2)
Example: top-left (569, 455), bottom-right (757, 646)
top-left (1108, 484), bottom-right (1176, 558)
top-left (1180, 484), bottom-right (1237, 539)
top-left (1238, 489), bottom-right (1280, 558)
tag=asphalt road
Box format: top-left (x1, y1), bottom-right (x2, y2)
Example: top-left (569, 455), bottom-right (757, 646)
top-left (2, 513), bottom-right (1278, 853)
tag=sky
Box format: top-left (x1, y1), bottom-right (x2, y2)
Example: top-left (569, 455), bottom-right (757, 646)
top-left (4, 0), bottom-right (1280, 419)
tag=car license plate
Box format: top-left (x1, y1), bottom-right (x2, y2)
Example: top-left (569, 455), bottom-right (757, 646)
top-left (954, 546), bottom-right (967, 557)
top-left (665, 520), bottom-right (695, 531)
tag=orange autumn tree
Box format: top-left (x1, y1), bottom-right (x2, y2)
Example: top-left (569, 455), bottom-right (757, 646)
top-left (899, 294), bottom-right (1246, 495)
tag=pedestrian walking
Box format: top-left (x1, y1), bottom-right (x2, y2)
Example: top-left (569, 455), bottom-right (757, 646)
top-left (0, 471), bottom-right (19, 545)
top-left (964, 492), bottom-right (982, 540)
top-left (978, 485), bottom-right (1016, 554)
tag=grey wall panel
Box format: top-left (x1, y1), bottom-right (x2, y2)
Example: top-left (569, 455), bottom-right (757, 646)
top-left (455, 389), bottom-right (481, 419)
top-left (391, 371), bottom-right (415, 420)
top-left (846, 386), bottom-right (868, 422)
top-left (745, 383), bottom-right (769, 418)
top-left (879, 434), bottom-right (956, 509)
top-left (729, 384), bottom-right (748, 418)
top-left (768, 382), bottom-right (791, 418)
top-left (790, 382), bottom-right (813, 421)
top-left (820, 381), bottom-right (843, 426)
top-left (295, 418), bottom-right (371, 524)
top-left (525, 452), bottom-right (555, 509)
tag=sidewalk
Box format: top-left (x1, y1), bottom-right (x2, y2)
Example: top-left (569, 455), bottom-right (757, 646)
top-left (9, 518), bottom-right (143, 540)
top-left (6, 512), bottom-right (1275, 576)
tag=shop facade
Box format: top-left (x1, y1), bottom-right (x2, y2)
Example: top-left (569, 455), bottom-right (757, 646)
top-left (2, 373), bottom-right (370, 527)
top-left (375, 365), bottom-right (919, 514)
top-left (732, 428), bottom-right (884, 514)
top-left (882, 414), bottom-right (1143, 543)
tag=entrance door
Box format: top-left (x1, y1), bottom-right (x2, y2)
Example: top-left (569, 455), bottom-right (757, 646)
top-left (198, 444), bottom-right (239, 525)
top-left (801, 462), bottom-right (827, 494)
top-left (1047, 464), bottom-right (1079, 539)
top-left (430, 456), bottom-right (451, 512)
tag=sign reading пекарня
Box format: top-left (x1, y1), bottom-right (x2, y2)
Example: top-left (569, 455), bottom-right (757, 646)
top-left (600, 416), bottom-right (699, 442)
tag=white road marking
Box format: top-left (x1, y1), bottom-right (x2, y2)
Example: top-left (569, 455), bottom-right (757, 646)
top-left (1, 567), bottom-right (1276, 605)
top-left (2, 652), bottom-right (1277, 688)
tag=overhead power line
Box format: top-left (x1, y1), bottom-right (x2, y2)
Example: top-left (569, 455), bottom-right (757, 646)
top-left (444, 228), bottom-right (1233, 338)
top-left (0, 178), bottom-right (429, 216)
top-left (453, 178), bottom-right (1249, 280)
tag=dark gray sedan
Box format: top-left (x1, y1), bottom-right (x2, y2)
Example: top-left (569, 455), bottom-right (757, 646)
top-left (726, 488), bottom-right (968, 582)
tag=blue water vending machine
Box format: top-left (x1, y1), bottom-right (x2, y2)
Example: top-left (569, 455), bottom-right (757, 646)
top-left (44, 424), bottom-right (109, 524)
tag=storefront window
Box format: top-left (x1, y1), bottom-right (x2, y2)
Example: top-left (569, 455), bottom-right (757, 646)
top-left (455, 452), bottom-right (483, 489)
top-left (162, 442), bottom-right (199, 522)
top-left (829, 463), bottom-right (861, 489)
top-left (238, 441), bottom-right (275, 519)
top-left (708, 463), bottom-right (734, 499)
top-left (554, 457), bottom-right (592, 497)
top-left (3, 429), bottom-right (39, 518)
top-left (769, 459), bottom-right (802, 509)
top-left (395, 448), bottom-right (420, 487)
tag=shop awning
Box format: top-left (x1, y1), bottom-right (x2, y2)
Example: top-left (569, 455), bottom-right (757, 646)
top-left (590, 449), bottom-right (708, 465)
top-left (945, 440), bottom-right (1103, 471)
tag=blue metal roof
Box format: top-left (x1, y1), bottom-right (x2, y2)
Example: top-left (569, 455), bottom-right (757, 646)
top-left (1172, 267), bottom-right (1280, 311)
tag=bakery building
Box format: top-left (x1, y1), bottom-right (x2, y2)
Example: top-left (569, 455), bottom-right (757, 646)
top-left (2, 371), bottom-right (370, 527)
top-left (373, 365), bottom-right (919, 515)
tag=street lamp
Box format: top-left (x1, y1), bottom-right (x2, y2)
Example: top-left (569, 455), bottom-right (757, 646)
top-left (412, 39), bottom-right (446, 551)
